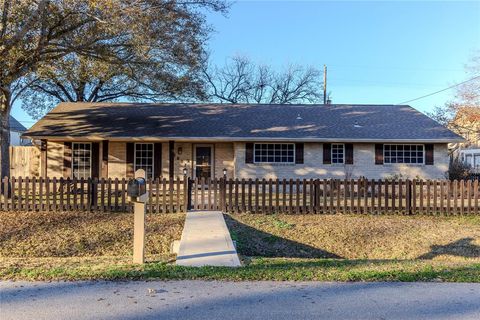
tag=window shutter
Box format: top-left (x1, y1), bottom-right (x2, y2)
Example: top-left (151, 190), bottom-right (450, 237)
top-left (101, 140), bottom-right (109, 178)
top-left (295, 143), bottom-right (304, 164)
top-left (154, 143), bottom-right (162, 178)
top-left (375, 144), bottom-right (384, 165)
top-left (63, 142), bottom-right (72, 178)
top-left (169, 141), bottom-right (175, 178)
top-left (245, 143), bottom-right (254, 163)
top-left (323, 143), bottom-right (331, 164)
top-left (425, 144), bottom-right (434, 165)
top-left (126, 142), bottom-right (135, 178)
top-left (345, 143), bottom-right (354, 164)
top-left (91, 142), bottom-right (100, 178)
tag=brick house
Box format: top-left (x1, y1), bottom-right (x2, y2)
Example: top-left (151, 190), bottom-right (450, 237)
top-left (23, 102), bottom-right (463, 180)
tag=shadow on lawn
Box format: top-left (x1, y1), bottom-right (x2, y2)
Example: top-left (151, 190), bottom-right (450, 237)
top-left (418, 238), bottom-right (480, 260)
top-left (224, 214), bottom-right (342, 259)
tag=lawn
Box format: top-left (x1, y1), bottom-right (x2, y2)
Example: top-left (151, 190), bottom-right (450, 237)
top-left (225, 214), bottom-right (480, 260)
top-left (0, 211), bottom-right (185, 259)
top-left (1, 211), bottom-right (479, 282)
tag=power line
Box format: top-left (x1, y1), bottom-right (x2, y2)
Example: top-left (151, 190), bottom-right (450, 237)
top-left (396, 75), bottom-right (480, 105)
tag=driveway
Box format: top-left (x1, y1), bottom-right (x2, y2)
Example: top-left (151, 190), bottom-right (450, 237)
top-left (1, 281), bottom-right (479, 320)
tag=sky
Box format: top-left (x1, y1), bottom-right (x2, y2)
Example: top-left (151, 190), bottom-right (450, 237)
top-left (10, 0), bottom-right (480, 129)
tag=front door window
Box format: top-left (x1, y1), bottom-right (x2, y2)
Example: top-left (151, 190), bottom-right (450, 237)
top-left (195, 146), bottom-right (212, 179)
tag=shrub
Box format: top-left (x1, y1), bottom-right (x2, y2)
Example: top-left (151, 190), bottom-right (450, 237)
top-left (447, 156), bottom-right (473, 180)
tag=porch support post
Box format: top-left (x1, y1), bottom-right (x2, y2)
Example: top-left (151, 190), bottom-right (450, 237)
top-left (169, 140), bottom-right (175, 178)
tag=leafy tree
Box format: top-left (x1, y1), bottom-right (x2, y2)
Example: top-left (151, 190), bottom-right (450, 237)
top-left (203, 56), bottom-right (324, 104)
top-left (0, 0), bottom-right (228, 178)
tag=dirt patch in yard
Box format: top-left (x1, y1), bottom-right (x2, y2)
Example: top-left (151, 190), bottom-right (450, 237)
top-left (0, 211), bottom-right (185, 258)
top-left (225, 214), bottom-right (480, 261)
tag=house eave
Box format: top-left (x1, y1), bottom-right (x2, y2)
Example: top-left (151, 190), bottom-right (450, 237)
top-left (22, 134), bottom-right (465, 144)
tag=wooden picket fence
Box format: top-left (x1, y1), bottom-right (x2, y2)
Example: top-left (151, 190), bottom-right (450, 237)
top-left (190, 177), bottom-right (480, 215)
top-left (1, 176), bottom-right (479, 215)
top-left (0, 177), bottom-right (186, 213)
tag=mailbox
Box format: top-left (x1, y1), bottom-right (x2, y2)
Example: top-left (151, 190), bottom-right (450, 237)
top-left (127, 178), bottom-right (147, 198)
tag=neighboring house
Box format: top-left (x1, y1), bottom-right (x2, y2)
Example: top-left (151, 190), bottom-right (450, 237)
top-left (450, 106), bottom-right (480, 148)
top-left (23, 103), bottom-right (463, 180)
top-left (9, 116), bottom-right (30, 146)
top-left (449, 107), bottom-right (480, 173)
top-left (460, 148), bottom-right (480, 173)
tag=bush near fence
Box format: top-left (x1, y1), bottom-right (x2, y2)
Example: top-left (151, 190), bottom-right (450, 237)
top-left (0, 177), bottom-right (479, 215)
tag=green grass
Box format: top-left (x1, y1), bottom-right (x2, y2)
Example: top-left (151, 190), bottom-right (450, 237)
top-left (2, 211), bottom-right (479, 282)
top-left (2, 257), bottom-right (479, 282)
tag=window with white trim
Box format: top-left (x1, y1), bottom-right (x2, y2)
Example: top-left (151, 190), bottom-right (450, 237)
top-left (384, 144), bottom-right (424, 164)
top-left (331, 144), bottom-right (345, 164)
top-left (254, 143), bottom-right (294, 163)
top-left (134, 143), bottom-right (154, 179)
top-left (72, 143), bottom-right (92, 179)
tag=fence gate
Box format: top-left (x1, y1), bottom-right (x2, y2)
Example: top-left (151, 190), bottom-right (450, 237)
top-left (188, 178), bottom-right (225, 211)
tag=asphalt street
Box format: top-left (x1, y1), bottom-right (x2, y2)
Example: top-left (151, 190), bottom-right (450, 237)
top-left (1, 280), bottom-right (479, 320)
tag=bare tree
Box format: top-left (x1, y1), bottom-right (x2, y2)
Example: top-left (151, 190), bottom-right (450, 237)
top-left (428, 52), bottom-right (480, 134)
top-left (203, 56), bottom-right (324, 104)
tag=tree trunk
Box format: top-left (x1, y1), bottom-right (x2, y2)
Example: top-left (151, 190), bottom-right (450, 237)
top-left (0, 89), bottom-right (11, 179)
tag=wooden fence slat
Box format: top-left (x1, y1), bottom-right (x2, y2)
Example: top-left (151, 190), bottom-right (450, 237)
top-left (162, 178), bottom-right (167, 213)
top-left (233, 178), bottom-right (238, 213)
top-left (275, 179), bottom-right (280, 213)
top-left (254, 179), bottom-right (259, 214)
top-left (153, 178), bottom-right (159, 213)
top-left (295, 179), bottom-right (300, 214)
top-left (59, 178), bottom-right (64, 211)
top-left (18, 177), bottom-right (22, 211)
top-left (147, 178), bottom-right (156, 213)
top-left (169, 179), bottom-right (174, 213)
top-left (303, 179), bottom-right (308, 214)
top-left (371, 180), bottom-right (375, 214)
top-left (121, 178), bottom-right (126, 212)
top-left (25, 177), bottom-right (31, 211)
top-left (377, 179), bottom-right (382, 214)
top-left (439, 180), bottom-right (444, 215)
top-left (474, 180), bottom-right (479, 215)
top-left (3, 177), bottom-right (9, 210)
top-left (32, 177), bottom-right (37, 211)
top-left (268, 179), bottom-right (273, 213)
top-left (363, 179), bottom-right (369, 214)
top-left (311, 179), bottom-right (316, 214)
top-left (176, 178), bottom-right (181, 213)
top-left (259, 179), bottom-right (265, 213)
top-left (227, 179), bottom-right (233, 213)
top-left (213, 178), bottom-right (218, 211)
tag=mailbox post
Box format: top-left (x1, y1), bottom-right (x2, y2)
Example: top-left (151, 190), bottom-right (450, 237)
top-left (127, 169), bottom-right (148, 264)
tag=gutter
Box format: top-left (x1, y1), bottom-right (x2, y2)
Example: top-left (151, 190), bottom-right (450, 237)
top-left (21, 135), bottom-right (466, 144)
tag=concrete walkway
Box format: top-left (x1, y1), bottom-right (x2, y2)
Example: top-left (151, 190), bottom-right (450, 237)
top-left (176, 211), bottom-right (241, 267)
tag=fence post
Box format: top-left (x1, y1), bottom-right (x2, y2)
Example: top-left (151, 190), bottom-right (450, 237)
top-left (183, 176), bottom-right (190, 213)
top-left (222, 176), bottom-right (227, 212)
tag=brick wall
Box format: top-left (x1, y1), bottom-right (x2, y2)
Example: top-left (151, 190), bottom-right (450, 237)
top-left (43, 140), bottom-right (450, 180)
top-left (234, 142), bottom-right (449, 180)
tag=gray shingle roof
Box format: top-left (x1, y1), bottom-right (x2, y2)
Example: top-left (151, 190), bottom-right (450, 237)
top-left (23, 102), bottom-right (464, 142)
top-left (9, 116), bottom-right (27, 132)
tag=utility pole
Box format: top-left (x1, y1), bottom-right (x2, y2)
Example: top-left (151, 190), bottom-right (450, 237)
top-left (323, 64), bottom-right (327, 104)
